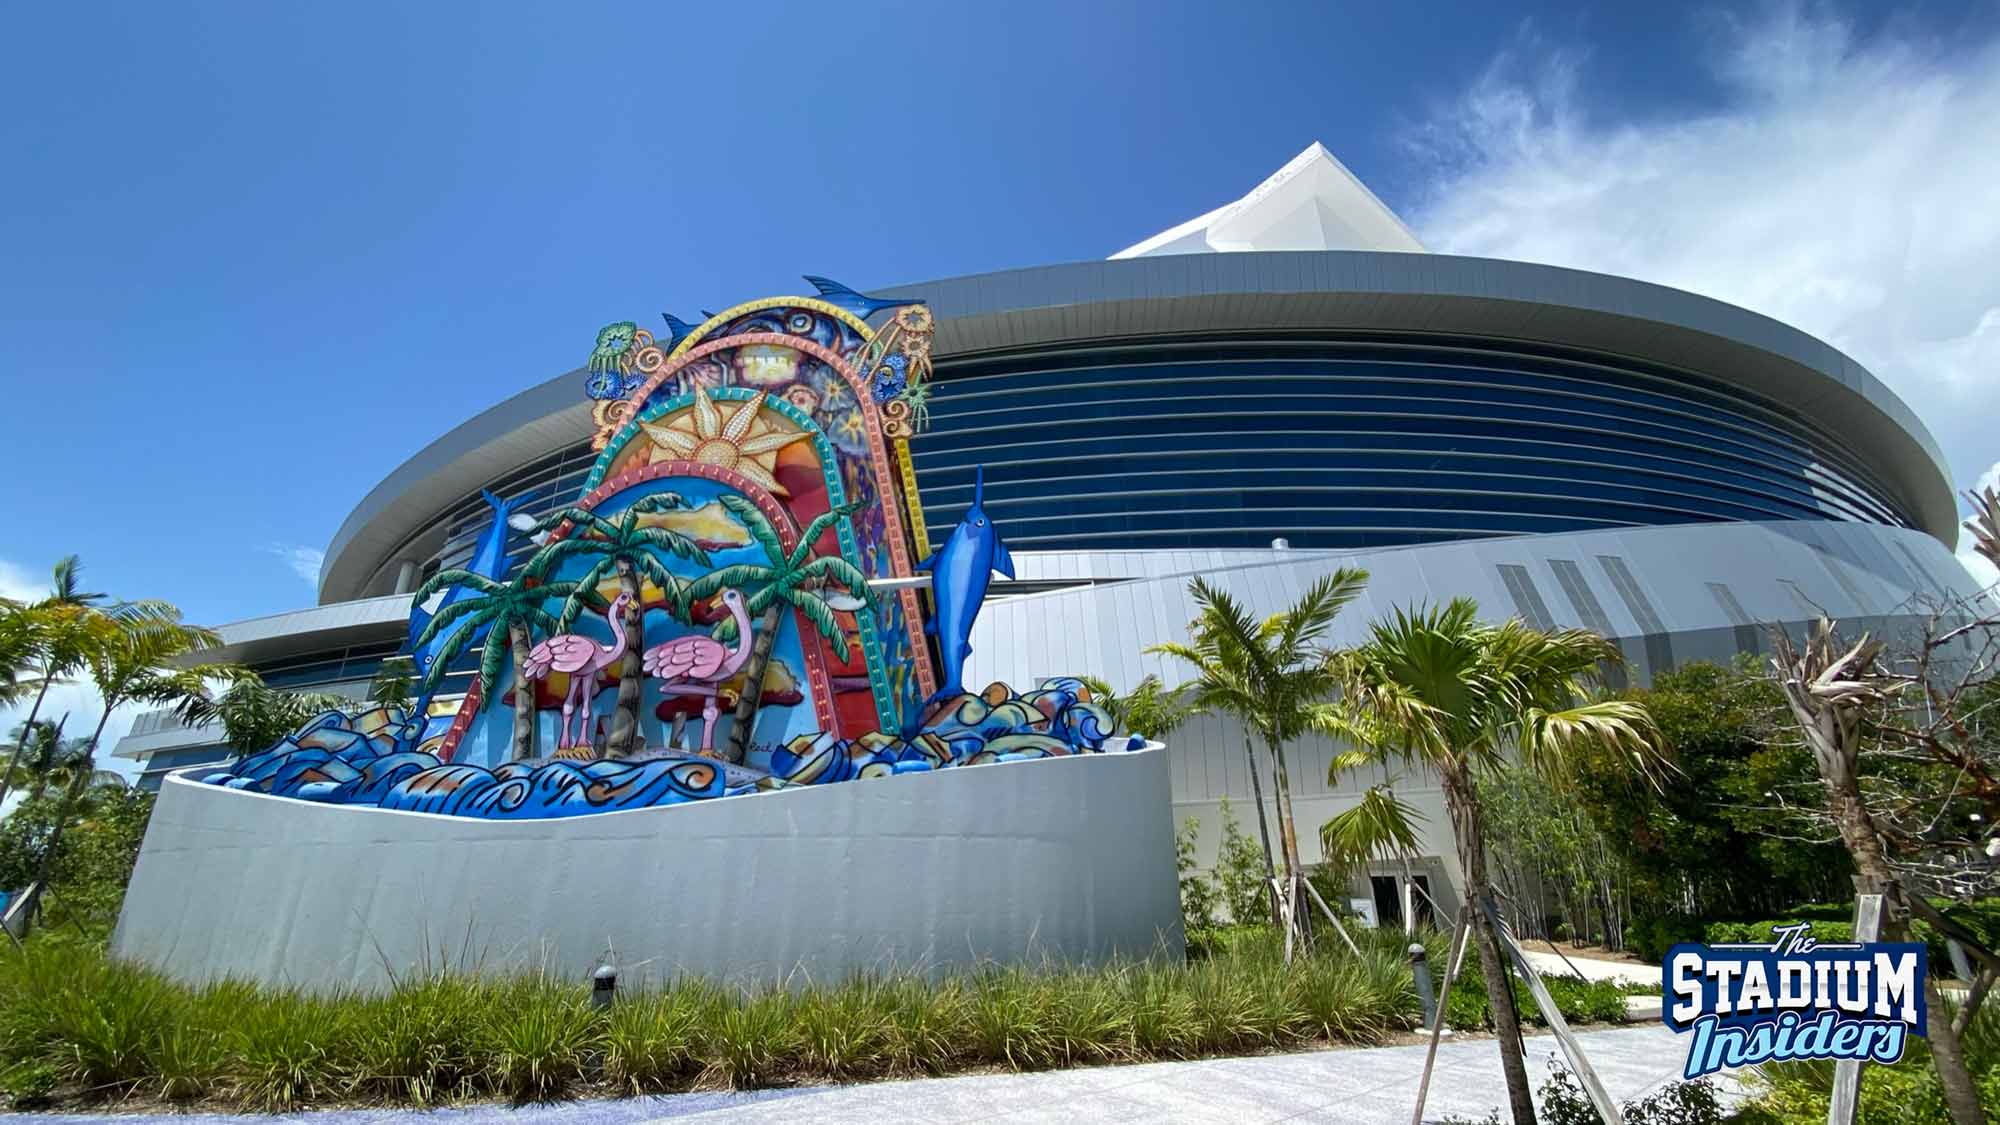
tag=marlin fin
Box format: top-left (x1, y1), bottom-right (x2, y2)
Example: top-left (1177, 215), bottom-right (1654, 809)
top-left (661, 313), bottom-right (702, 346)
top-left (803, 275), bottom-right (865, 304)
top-left (992, 538), bottom-right (1016, 579)
top-left (915, 552), bottom-right (936, 572)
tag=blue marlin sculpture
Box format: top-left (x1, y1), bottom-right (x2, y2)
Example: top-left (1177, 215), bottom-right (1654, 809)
top-left (803, 276), bottom-right (924, 321)
top-left (918, 466), bottom-right (1014, 713)
top-left (659, 313), bottom-right (705, 350)
top-left (406, 489), bottom-right (520, 701)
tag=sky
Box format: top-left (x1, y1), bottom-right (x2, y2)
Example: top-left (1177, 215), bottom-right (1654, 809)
top-left (4, 0), bottom-right (2000, 770)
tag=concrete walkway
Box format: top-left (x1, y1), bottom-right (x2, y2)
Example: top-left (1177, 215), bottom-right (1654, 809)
top-left (0, 1026), bottom-right (1728, 1124)
top-left (1519, 948), bottom-right (1660, 989)
top-left (646, 1025), bottom-right (1706, 1124)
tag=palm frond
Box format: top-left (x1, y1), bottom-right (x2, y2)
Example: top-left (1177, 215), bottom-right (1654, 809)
top-left (1319, 786), bottom-right (1427, 873)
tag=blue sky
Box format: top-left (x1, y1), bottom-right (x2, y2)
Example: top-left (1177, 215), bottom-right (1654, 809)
top-left (3, 2), bottom-right (1998, 621)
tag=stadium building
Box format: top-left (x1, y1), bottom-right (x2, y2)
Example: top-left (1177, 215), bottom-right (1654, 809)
top-left (115, 144), bottom-right (1980, 922)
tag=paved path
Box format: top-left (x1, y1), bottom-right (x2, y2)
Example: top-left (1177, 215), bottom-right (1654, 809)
top-left (643, 1026), bottom-right (1712, 1124)
top-left (1520, 948), bottom-right (1660, 988)
top-left (2, 1026), bottom-right (1730, 1124)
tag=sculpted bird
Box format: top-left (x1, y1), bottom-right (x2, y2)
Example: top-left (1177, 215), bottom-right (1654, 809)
top-left (643, 589), bottom-right (754, 757)
top-left (523, 591), bottom-right (631, 756)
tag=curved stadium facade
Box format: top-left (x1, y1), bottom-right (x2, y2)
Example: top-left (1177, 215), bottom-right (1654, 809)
top-left (118, 145), bottom-right (1980, 923)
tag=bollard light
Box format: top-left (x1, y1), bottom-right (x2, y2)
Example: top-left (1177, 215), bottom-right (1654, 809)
top-left (1408, 942), bottom-right (1437, 1028)
top-left (591, 963), bottom-right (617, 1010)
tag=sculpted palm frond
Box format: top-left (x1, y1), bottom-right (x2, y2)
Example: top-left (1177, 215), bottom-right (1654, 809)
top-left (410, 568), bottom-right (505, 607)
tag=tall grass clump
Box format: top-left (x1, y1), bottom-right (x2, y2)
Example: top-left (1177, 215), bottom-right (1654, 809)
top-left (699, 990), bottom-right (799, 1089)
top-left (227, 989), bottom-right (359, 1111)
top-left (479, 975), bottom-right (603, 1102)
top-left (602, 980), bottom-right (714, 1094)
top-left (347, 972), bottom-right (494, 1104)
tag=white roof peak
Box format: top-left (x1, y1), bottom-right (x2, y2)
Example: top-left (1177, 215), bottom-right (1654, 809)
top-left (1110, 142), bottom-right (1426, 259)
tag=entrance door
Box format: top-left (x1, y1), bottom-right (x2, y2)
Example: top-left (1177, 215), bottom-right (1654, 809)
top-left (1370, 875), bottom-right (1403, 928)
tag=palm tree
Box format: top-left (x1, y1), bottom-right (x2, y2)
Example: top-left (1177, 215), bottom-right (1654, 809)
top-left (407, 570), bottom-right (579, 761)
top-left (525, 495), bottom-right (711, 757)
top-left (0, 557), bottom-right (175, 810)
top-left (176, 678), bottom-right (354, 758)
top-left (1149, 571), bottom-right (1370, 944)
top-left (17, 720), bottom-right (132, 937)
top-left (683, 497), bottom-right (869, 764)
top-left (1331, 599), bottom-right (1664, 1125)
top-left (1078, 675), bottom-right (1197, 741)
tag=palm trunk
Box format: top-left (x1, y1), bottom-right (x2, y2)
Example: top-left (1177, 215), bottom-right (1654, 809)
top-left (0, 675), bottom-right (54, 809)
top-left (605, 560), bottom-right (645, 758)
top-left (24, 710), bottom-right (109, 939)
top-left (1240, 734), bottom-right (1282, 926)
top-left (508, 622), bottom-right (536, 762)
top-left (1264, 734), bottom-right (1311, 943)
top-left (723, 603), bottom-right (784, 765)
top-left (1441, 765), bottom-right (1536, 1125)
top-left (1825, 771), bottom-right (1986, 1124)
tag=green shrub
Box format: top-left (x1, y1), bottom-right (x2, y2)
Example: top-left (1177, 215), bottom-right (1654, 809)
top-left (601, 981), bottom-right (712, 1093)
top-left (1214, 797), bottom-right (1272, 926)
top-left (699, 991), bottom-right (798, 1088)
top-left (479, 976), bottom-right (601, 1102)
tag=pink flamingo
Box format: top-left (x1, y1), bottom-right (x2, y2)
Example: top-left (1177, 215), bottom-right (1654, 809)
top-left (522, 591), bottom-right (632, 754)
top-left (643, 588), bottom-right (754, 756)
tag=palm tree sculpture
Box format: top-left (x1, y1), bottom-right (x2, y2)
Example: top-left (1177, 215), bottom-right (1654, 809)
top-left (407, 571), bottom-right (581, 762)
top-left (1148, 570), bottom-right (1370, 946)
top-left (525, 495), bottom-right (712, 758)
top-left (1331, 600), bottom-right (1664, 1125)
top-left (682, 496), bottom-right (869, 764)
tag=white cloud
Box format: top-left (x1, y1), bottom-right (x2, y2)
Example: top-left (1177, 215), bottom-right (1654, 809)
top-left (265, 544), bottom-right (325, 587)
top-left (1407, 5), bottom-right (2000, 572)
top-left (0, 559), bottom-right (39, 603)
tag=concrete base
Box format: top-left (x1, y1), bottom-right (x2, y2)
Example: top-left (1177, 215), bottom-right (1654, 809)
top-left (111, 746), bottom-right (1181, 993)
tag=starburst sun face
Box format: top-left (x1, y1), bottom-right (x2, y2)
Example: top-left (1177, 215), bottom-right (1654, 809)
top-left (641, 384), bottom-right (810, 496)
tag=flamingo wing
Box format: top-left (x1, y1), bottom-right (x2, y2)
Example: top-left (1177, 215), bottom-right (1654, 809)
top-left (535, 633), bottom-right (601, 675)
top-left (645, 637), bottom-right (723, 682)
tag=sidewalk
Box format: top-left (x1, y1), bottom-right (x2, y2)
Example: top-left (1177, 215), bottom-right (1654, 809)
top-left (1518, 948), bottom-right (1659, 989)
top-left (643, 1025), bottom-right (1709, 1124)
top-left (0, 1026), bottom-right (1726, 1124)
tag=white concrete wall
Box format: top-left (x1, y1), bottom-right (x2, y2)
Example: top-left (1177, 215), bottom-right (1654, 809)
top-left (112, 748), bottom-right (1181, 993)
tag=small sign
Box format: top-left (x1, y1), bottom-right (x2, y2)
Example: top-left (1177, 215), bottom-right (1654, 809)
top-left (1663, 922), bottom-right (1927, 1079)
top-left (1349, 897), bottom-right (1377, 928)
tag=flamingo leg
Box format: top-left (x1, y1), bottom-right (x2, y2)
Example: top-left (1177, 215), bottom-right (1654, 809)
top-left (699, 696), bottom-right (720, 754)
top-left (558, 681), bottom-right (578, 750)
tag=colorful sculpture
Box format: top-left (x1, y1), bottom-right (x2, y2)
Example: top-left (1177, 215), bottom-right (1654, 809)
top-left (407, 490), bottom-right (519, 699)
top-left (643, 588), bottom-right (754, 755)
top-left (203, 277), bottom-right (1140, 818)
top-left (522, 591), bottom-right (633, 753)
top-left (919, 466), bottom-right (1016, 713)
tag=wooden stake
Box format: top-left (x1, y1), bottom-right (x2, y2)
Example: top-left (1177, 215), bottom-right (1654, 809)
top-left (1411, 915), bottom-right (1472, 1125)
top-left (1300, 874), bottom-right (1364, 957)
top-left (1482, 898), bottom-right (1624, 1125)
top-left (1827, 895), bottom-right (1883, 1125)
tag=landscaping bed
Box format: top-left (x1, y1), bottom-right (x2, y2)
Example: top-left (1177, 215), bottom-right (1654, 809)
top-left (0, 926), bottom-right (1637, 1114)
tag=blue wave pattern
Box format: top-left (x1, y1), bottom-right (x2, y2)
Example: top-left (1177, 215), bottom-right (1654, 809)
top-left (196, 678), bottom-right (1141, 819)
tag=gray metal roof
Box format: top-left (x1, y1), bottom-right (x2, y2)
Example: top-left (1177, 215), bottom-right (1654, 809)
top-left (319, 252), bottom-right (1954, 604)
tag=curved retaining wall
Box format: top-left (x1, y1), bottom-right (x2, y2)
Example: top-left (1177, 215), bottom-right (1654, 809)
top-left (111, 747), bottom-right (1181, 993)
